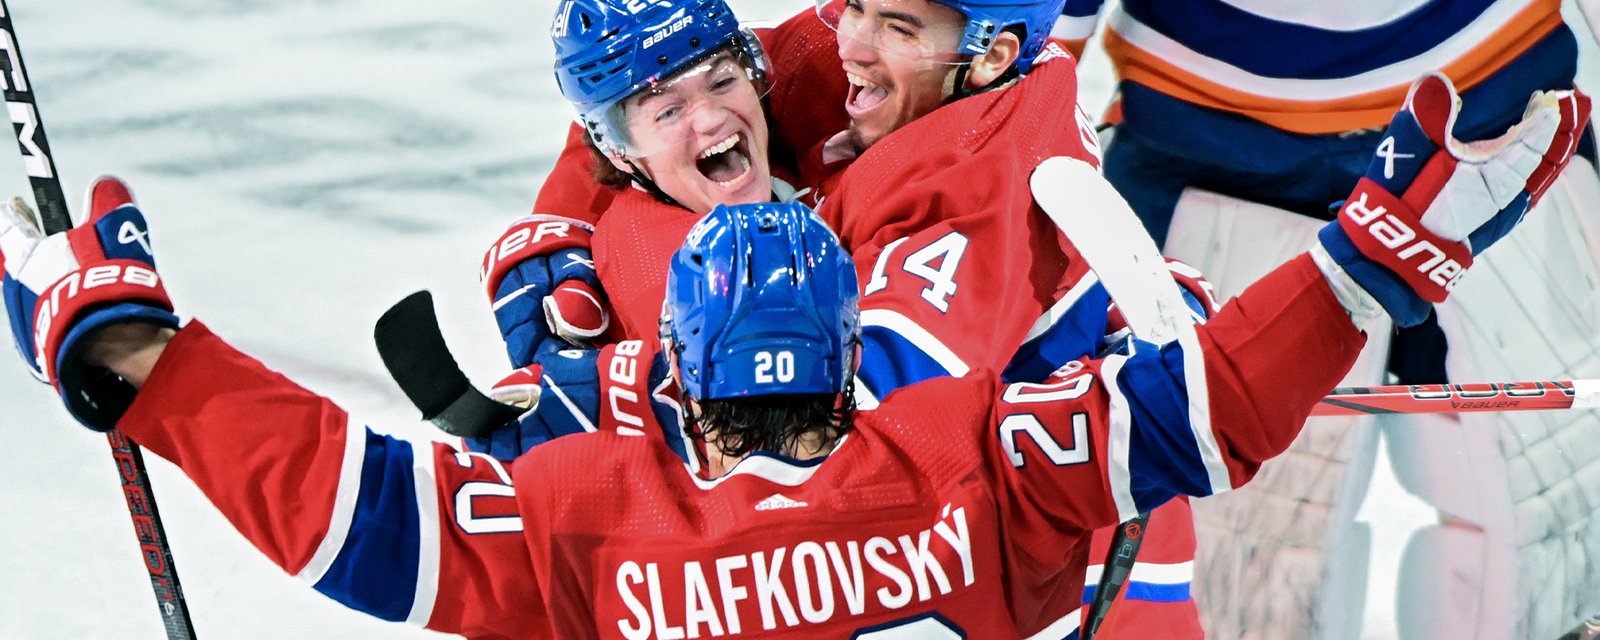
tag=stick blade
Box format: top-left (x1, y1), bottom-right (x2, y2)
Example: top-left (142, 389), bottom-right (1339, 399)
top-left (374, 290), bottom-right (519, 438)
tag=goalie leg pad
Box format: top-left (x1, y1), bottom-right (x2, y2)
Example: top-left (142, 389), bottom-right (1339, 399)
top-left (1396, 157), bottom-right (1600, 638)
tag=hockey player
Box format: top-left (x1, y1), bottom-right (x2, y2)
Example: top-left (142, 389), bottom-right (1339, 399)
top-left (1055, 1), bottom-right (1600, 637)
top-left (485, 0), bottom-right (852, 366)
top-left (0, 75), bottom-right (1582, 635)
top-left (505, 1), bottom-right (1207, 635)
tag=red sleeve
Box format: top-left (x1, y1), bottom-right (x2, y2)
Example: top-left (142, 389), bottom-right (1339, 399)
top-left (117, 322), bottom-right (548, 637)
top-left (533, 123), bottom-right (616, 225)
top-left (990, 254), bottom-right (1366, 535)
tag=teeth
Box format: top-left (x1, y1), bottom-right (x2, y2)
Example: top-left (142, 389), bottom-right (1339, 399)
top-left (847, 73), bottom-right (878, 89)
top-left (698, 133), bottom-right (741, 160)
top-left (714, 154), bottom-right (752, 188)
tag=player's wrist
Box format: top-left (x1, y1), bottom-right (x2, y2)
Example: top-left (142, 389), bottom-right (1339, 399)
top-left (83, 321), bottom-right (175, 388)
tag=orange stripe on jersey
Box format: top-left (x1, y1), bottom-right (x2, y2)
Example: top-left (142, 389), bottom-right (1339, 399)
top-left (1103, 0), bottom-right (1563, 134)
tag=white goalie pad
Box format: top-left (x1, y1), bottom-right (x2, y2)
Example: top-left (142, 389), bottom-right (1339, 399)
top-left (1167, 159), bottom-right (1600, 639)
top-left (1392, 157), bottom-right (1600, 639)
top-left (1163, 187), bottom-right (1392, 640)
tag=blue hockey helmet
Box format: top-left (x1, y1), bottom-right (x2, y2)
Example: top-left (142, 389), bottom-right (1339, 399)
top-left (552, 0), bottom-right (770, 157)
top-left (816, 0), bottom-right (1064, 73)
top-left (662, 202), bottom-right (860, 401)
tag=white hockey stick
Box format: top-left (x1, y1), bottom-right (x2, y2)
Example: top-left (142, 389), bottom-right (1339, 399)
top-left (1029, 156), bottom-right (1196, 640)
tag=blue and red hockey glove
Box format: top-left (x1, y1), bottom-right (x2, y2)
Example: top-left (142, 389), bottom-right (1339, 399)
top-left (481, 214), bottom-right (613, 367)
top-left (1318, 73), bottom-right (1590, 327)
top-left (464, 340), bottom-right (690, 463)
top-left (1, 176), bottom-right (180, 430)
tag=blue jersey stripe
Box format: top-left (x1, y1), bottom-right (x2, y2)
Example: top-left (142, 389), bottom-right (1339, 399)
top-left (1062, 0), bottom-right (1106, 19)
top-left (1004, 282), bottom-right (1110, 384)
top-left (1120, 0), bottom-right (1500, 80)
top-left (1082, 580), bottom-right (1193, 604)
top-left (857, 324), bottom-right (959, 397)
top-left (312, 431), bottom-right (422, 622)
top-left (1114, 341), bottom-right (1217, 510)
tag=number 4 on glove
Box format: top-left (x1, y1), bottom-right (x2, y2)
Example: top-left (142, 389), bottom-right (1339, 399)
top-left (1317, 73), bottom-right (1590, 327)
top-left (0, 176), bottom-right (180, 429)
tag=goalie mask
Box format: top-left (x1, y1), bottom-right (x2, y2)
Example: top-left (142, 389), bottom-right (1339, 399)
top-left (661, 202), bottom-right (860, 401)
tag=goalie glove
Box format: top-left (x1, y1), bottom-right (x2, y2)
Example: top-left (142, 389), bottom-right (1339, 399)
top-left (481, 214), bottom-right (612, 367)
top-left (1317, 73), bottom-right (1590, 327)
top-left (0, 177), bottom-right (180, 430)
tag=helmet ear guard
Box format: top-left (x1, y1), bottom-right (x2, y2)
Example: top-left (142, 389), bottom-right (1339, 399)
top-left (662, 202), bottom-right (861, 404)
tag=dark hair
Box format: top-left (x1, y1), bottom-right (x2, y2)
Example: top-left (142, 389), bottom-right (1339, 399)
top-left (687, 390), bottom-right (855, 458)
top-left (586, 136), bottom-right (634, 190)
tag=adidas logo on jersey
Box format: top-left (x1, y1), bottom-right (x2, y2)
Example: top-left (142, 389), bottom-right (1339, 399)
top-left (754, 493), bottom-right (808, 511)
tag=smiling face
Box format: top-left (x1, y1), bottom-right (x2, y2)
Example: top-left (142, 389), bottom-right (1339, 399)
top-left (830, 0), bottom-right (968, 150)
top-left (610, 50), bottom-right (773, 214)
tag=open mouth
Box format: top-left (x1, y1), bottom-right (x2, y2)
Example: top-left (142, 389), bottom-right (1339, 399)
top-left (846, 72), bottom-right (888, 115)
top-left (695, 133), bottom-right (754, 188)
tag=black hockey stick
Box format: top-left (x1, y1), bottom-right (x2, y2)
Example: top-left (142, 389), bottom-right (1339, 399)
top-left (1082, 512), bottom-right (1151, 640)
top-left (0, 4), bottom-right (196, 638)
top-left (374, 290), bottom-right (521, 438)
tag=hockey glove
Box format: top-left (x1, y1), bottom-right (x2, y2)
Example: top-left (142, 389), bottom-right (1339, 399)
top-left (464, 340), bottom-right (689, 462)
top-left (1317, 73), bottom-right (1590, 327)
top-left (0, 177), bottom-right (180, 430)
top-left (481, 214), bottom-right (612, 367)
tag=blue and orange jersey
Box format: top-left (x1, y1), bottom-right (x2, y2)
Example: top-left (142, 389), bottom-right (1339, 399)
top-left (1059, 0), bottom-right (1575, 137)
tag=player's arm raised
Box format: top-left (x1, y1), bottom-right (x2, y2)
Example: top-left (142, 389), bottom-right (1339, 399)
top-left (1, 178), bottom-right (550, 637)
top-left (992, 74), bottom-right (1589, 529)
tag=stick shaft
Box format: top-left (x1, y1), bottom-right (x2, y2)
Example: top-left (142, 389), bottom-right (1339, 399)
top-left (0, 4), bottom-right (197, 638)
top-left (1314, 380), bottom-right (1592, 416)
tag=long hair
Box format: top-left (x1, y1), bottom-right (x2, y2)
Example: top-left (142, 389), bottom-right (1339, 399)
top-left (686, 386), bottom-right (856, 458)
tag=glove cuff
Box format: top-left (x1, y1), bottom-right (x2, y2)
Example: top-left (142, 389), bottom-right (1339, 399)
top-left (480, 215), bottom-right (595, 299)
top-left (55, 302), bottom-right (180, 431)
top-left (1318, 220), bottom-right (1431, 327)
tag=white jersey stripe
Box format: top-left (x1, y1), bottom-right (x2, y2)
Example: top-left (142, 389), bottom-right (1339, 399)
top-left (1176, 323), bottom-right (1232, 495)
top-left (1085, 560), bottom-right (1196, 586)
top-left (861, 308), bottom-right (971, 376)
top-left (1101, 355), bottom-right (1140, 521)
top-left (1052, 13), bottom-right (1100, 40)
top-left (1024, 607), bottom-right (1082, 640)
top-left (296, 416), bottom-right (365, 584)
top-left (406, 443), bottom-right (441, 627)
top-left (1023, 270), bottom-right (1102, 343)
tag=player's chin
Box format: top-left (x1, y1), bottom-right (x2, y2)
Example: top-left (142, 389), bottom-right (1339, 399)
top-left (706, 166), bottom-right (772, 208)
top-left (675, 166), bottom-right (771, 213)
top-left (846, 118), bottom-right (891, 151)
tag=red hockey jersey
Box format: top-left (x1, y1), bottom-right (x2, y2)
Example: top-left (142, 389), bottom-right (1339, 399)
top-left (539, 15), bottom-right (1197, 638)
top-left (116, 255), bottom-right (1363, 639)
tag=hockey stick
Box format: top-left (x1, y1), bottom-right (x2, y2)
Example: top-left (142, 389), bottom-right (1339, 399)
top-left (1081, 512), bottom-right (1150, 638)
top-left (1312, 379), bottom-right (1600, 416)
top-left (1029, 156), bottom-right (1201, 640)
top-left (374, 290), bottom-right (521, 438)
top-left (0, 5), bottom-right (197, 638)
